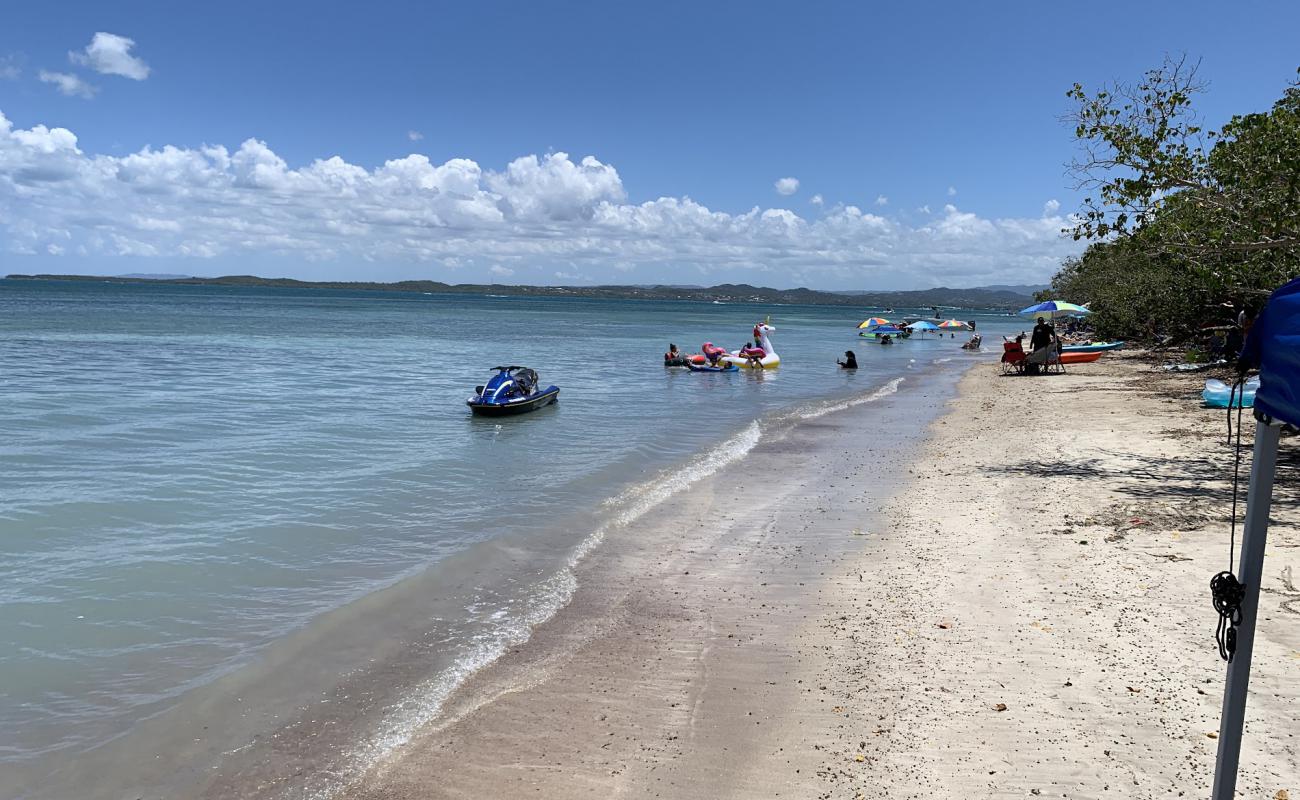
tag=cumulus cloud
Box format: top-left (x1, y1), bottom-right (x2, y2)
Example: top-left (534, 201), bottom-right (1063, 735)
top-left (874, 195), bottom-right (888, 206)
top-left (407, 130), bottom-right (424, 141)
top-left (38, 70), bottom-right (96, 98)
top-left (947, 186), bottom-right (957, 197)
top-left (809, 194), bottom-right (823, 207)
top-left (1043, 198), bottom-right (1060, 216)
top-left (0, 110), bottom-right (1080, 287)
top-left (69, 32), bottom-right (149, 80)
top-left (774, 177), bottom-right (799, 196)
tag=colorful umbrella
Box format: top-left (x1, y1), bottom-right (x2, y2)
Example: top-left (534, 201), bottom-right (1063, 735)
top-left (938, 319), bottom-right (969, 329)
top-left (860, 325), bottom-right (903, 336)
top-left (857, 317), bottom-right (891, 329)
top-left (1019, 300), bottom-right (1090, 320)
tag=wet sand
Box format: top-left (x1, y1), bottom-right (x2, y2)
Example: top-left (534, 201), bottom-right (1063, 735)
top-left (327, 354), bottom-right (1298, 799)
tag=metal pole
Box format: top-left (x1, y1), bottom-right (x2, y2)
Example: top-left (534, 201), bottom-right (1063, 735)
top-left (1211, 419), bottom-right (1282, 800)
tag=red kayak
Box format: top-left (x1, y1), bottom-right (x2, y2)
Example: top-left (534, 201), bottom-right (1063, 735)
top-left (1060, 351), bottom-right (1103, 365)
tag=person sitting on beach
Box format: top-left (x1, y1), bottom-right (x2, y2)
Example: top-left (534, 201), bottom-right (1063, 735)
top-left (837, 350), bottom-right (858, 369)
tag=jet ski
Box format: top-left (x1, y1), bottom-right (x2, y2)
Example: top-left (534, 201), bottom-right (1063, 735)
top-left (467, 366), bottom-right (560, 416)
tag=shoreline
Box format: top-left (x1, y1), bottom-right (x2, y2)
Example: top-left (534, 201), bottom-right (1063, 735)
top-left (16, 350), bottom-right (1295, 798)
top-left (4, 363), bottom-right (967, 800)
top-left (328, 353), bottom-right (1295, 799)
top-left (205, 362), bottom-right (966, 799)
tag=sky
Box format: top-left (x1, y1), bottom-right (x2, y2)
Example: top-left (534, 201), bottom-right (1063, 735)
top-left (1, 1), bottom-right (1297, 290)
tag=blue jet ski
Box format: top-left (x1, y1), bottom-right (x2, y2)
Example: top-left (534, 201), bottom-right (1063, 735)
top-left (467, 366), bottom-right (560, 416)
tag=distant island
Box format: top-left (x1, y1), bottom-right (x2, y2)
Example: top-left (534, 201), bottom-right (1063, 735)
top-left (4, 273), bottom-right (1040, 311)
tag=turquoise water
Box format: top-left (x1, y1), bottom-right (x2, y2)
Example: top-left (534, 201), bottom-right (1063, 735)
top-left (0, 278), bottom-right (1013, 787)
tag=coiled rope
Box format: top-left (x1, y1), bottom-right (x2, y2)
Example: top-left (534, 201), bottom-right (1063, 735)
top-left (1211, 375), bottom-right (1249, 662)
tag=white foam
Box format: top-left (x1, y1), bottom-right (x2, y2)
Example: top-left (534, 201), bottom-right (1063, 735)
top-left (299, 420), bottom-right (764, 799)
top-left (794, 377), bottom-right (904, 421)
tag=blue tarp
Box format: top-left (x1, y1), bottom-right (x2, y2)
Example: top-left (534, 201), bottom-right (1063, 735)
top-left (1239, 276), bottom-right (1300, 428)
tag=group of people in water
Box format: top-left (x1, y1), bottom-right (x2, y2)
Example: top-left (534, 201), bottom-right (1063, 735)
top-left (664, 317), bottom-right (981, 373)
top-left (663, 321), bottom-right (774, 369)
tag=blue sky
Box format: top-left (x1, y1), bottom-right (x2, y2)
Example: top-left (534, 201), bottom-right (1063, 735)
top-left (1, 1), bottom-right (1297, 289)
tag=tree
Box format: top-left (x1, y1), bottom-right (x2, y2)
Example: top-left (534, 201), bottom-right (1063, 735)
top-left (1052, 59), bottom-right (1300, 341)
top-left (1066, 57), bottom-right (1300, 283)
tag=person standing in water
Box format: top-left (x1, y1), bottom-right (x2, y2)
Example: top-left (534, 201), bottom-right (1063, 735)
top-left (837, 350), bottom-right (858, 369)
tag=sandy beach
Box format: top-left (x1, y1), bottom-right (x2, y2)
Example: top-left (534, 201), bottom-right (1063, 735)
top-left (275, 354), bottom-right (1299, 800)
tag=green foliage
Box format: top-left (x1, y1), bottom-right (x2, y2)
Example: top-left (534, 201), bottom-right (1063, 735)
top-left (1053, 58), bottom-right (1300, 341)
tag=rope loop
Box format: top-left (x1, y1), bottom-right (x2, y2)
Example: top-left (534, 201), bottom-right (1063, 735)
top-left (1211, 570), bottom-right (1247, 662)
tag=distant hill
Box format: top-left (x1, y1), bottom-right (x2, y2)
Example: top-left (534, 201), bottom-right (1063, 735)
top-left (975, 283), bottom-right (1049, 295)
top-left (116, 273), bottom-right (192, 280)
top-left (5, 273), bottom-right (1038, 311)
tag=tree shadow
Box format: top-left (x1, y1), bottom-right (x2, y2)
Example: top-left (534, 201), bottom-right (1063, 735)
top-left (996, 443), bottom-right (1300, 505)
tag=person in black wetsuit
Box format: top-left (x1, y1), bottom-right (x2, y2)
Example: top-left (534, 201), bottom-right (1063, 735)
top-left (837, 350), bottom-right (858, 369)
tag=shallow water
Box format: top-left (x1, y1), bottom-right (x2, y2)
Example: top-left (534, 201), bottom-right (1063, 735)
top-left (0, 278), bottom-right (1016, 792)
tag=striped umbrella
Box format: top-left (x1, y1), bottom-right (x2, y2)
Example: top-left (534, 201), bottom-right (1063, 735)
top-left (1019, 300), bottom-right (1090, 320)
top-left (857, 317), bottom-right (891, 329)
top-left (938, 319), bottom-right (969, 329)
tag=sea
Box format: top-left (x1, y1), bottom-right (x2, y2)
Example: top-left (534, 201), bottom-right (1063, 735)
top-left (0, 278), bottom-right (1020, 797)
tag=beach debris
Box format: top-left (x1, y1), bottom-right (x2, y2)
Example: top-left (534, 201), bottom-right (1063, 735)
top-left (854, 754), bottom-right (866, 762)
top-left (1206, 731), bottom-right (1219, 739)
top-left (992, 702), bottom-right (1008, 712)
top-left (1275, 790), bottom-right (1289, 800)
top-left (1126, 686), bottom-right (1141, 693)
top-left (937, 620), bottom-right (952, 629)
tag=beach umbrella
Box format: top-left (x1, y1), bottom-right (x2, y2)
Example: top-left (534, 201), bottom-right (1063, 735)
top-left (860, 324), bottom-right (903, 336)
top-left (857, 317), bottom-right (891, 329)
top-left (1018, 300), bottom-right (1090, 320)
top-left (938, 319), bottom-right (969, 329)
top-left (905, 320), bottom-right (939, 338)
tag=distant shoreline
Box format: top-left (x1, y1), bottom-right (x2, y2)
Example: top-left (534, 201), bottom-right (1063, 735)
top-left (3, 273), bottom-right (1037, 311)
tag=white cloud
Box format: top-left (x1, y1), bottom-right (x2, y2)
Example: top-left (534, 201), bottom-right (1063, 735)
top-left (917, 205), bottom-right (931, 214)
top-left (774, 177), bottom-right (799, 196)
top-left (489, 265), bottom-right (514, 278)
top-left (1043, 198), bottom-right (1060, 216)
top-left (0, 110), bottom-right (1080, 288)
top-left (69, 33), bottom-right (149, 80)
top-left (407, 130), bottom-right (424, 142)
top-left (809, 194), bottom-right (823, 207)
top-left (0, 55), bottom-right (20, 81)
top-left (874, 195), bottom-right (888, 206)
top-left (947, 186), bottom-right (957, 197)
top-left (38, 70), bottom-right (97, 98)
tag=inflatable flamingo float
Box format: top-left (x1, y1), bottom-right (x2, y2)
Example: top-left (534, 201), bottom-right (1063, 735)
top-left (723, 322), bottom-right (780, 369)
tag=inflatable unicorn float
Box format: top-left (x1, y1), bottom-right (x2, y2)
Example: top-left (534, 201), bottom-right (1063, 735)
top-left (697, 321), bottom-right (780, 369)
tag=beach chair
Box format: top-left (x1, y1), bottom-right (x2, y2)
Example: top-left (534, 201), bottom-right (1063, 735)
top-left (1024, 344), bottom-right (1065, 375)
top-left (1000, 340), bottom-right (1026, 375)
